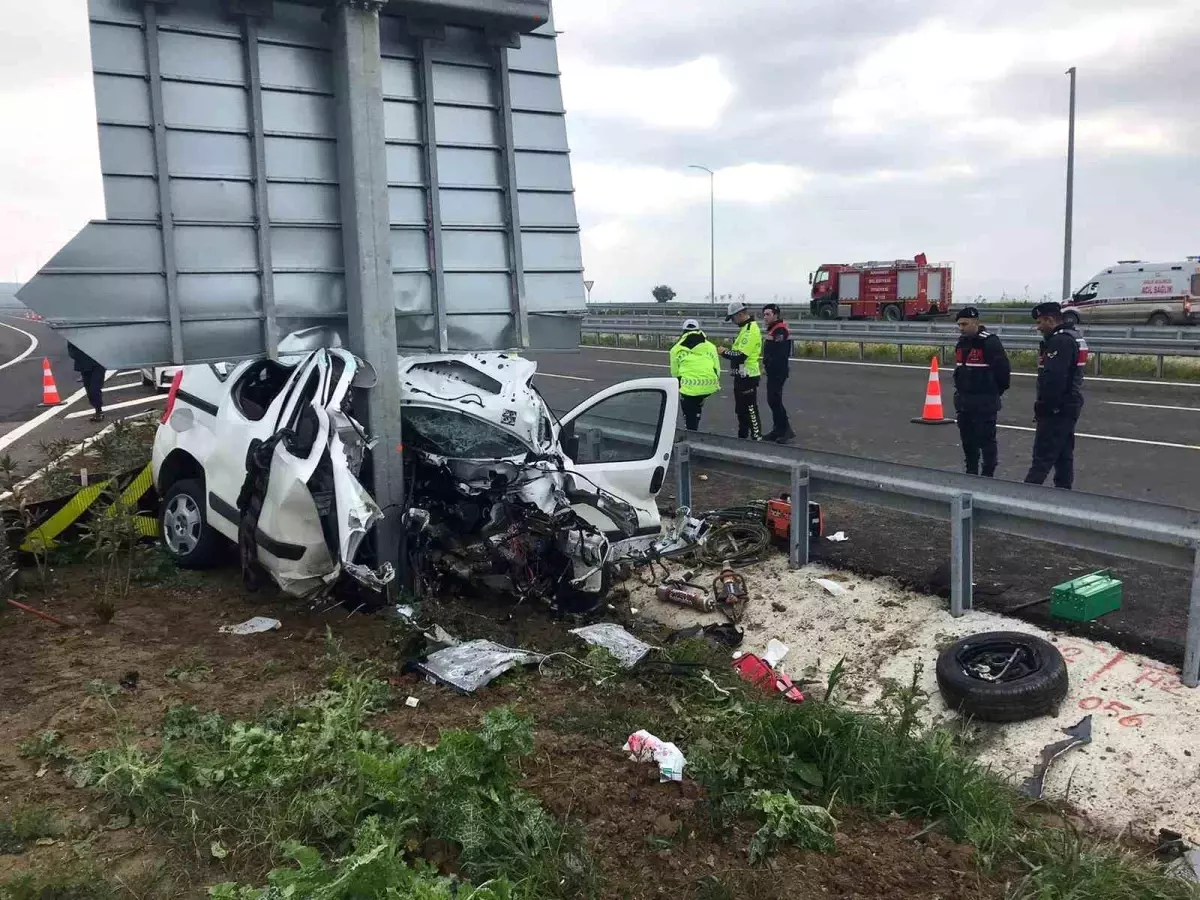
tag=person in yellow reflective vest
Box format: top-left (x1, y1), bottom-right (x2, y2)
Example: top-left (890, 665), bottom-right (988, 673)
top-left (718, 300), bottom-right (763, 441)
top-left (669, 318), bottom-right (721, 431)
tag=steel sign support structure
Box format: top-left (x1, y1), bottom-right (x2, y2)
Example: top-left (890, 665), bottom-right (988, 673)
top-left (143, 2), bottom-right (184, 365)
top-left (331, 0), bottom-right (405, 580)
top-left (495, 41), bottom-right (529, 349)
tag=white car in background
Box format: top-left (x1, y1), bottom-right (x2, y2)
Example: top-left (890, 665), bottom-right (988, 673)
top-left (152, 349), bottom-right (680, 610)
top-left (1064, 258), bottom-right (1200, 326)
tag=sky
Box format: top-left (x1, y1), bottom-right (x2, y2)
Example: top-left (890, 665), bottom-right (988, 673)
top-left (1, 0), bottom-right (1197, 305)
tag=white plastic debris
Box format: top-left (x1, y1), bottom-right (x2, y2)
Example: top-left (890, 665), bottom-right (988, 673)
top-left (415, 639), bottom-right (544, 693)
top-left (698, 474), bottom-right (709, 482)
top-left (570, 623), bottom-right (652, 669)
top-left (623, 730), bottom-right (687, 783)
top-left (219, 616), bottom-right (282, 635)
top-left (395, 605), bottom-right (415, 619)
top-left (764, 639), bottom-right (790, 669)
top-left (826, 531), bottom-right (849, 543)
top-left (405, 696), bottom-right (420, 708)
top-left (815, 578), bottom-right (847, 596)
top-left (424, 624), bottom-right (459, 646)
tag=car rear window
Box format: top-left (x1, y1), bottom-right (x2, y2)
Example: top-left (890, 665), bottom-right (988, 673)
top-left (403, 406), bottom-right (530, 459)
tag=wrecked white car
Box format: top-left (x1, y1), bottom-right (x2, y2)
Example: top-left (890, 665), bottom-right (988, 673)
top-left (152, 349), bottom-right (683, 609)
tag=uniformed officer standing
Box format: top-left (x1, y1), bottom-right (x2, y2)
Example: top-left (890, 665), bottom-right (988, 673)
top-left (952, 307), bottom-right (1010, 477)
top-left (669, 318), bottom-right (721, 431)
top-left (718, 301), bottom-right (763, 441)
top-left (1024, 301), bottom-right (1087, 489)
top-left (761, 303), bottom-right (796, 443)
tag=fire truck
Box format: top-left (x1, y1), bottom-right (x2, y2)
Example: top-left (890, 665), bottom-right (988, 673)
top-left (808, 253), bottom-right (953, 321)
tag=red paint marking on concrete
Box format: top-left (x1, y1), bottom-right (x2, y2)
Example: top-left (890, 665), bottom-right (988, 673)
top-left (1087, 650), bottom-right (1128, 683)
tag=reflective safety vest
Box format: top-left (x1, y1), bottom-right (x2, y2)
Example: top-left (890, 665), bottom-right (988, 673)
top-left (669, 330), bottom-right (721, 397)
top-left (730, 320), bottom-right (763, 378)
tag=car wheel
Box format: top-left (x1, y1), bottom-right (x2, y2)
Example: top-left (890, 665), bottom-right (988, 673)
top-left (816, 303), bottom-right (837, 320)
top-left (935, 631), bottom-right (1068, 723)
top-left (159, 478), bottom-right (221, 569)
top-left (1063, 312), bottom-right (1081, 327)
top-left (1148, 312), bottom-right (1171, 327)
top-left (882, 305), bottom-right (903, 322)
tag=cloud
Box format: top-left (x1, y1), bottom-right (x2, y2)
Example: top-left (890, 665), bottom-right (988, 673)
top-left (572, 162), bottom-right (811, 217)
top-left (561, 56), bottom-right (734, 130)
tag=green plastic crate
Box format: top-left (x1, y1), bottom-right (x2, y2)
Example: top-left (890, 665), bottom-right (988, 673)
top-left (1050, 571), bottom-right (1123, 622)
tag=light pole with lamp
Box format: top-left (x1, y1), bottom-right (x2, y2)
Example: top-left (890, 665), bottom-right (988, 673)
top-left (1062, 67), bottom-right (1077, 301)
top-left (689, 165), bottom-right (715, 305)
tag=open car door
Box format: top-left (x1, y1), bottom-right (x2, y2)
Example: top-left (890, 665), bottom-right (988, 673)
top-left (558, 378), bottom-right (679, 537)
top-left (250, 350), bottom-right (392, 597)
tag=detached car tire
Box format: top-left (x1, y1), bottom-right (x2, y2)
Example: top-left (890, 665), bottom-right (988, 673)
top-left (159, 479), bottom-right (222, 569)
top-left (936, 631), bottom-right (1068, 723)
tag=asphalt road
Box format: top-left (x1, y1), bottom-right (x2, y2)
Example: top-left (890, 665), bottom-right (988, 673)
top-left (527, 345), bottom-right (1200, 509)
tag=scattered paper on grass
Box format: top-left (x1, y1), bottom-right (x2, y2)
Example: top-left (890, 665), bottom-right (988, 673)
top-left (764, 639), bottom-right (789, 669)
top-left (826, 531), bottom-right (848, 542)
top-left (698, 474), bottom-right (709, 481)
top-left (570, 623), bottom-right (652, 668)
top-left (624, 730), bottom-right (687, 782)
top-left (815, 579), bottom-right (847, 596)
top-left (218, 616), bottom-right (281, 635)
top-left (405, 696), bottom-right (420, 708)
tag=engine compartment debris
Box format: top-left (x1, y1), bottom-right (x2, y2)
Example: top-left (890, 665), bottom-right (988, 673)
top-left (1020, 715), bottom-right (1093, 800)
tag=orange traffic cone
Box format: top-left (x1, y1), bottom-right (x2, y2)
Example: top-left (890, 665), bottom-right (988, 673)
top-left (910, 356), bottom-right (955, 425)
top-left (39, 358), bottom-right (63, 406)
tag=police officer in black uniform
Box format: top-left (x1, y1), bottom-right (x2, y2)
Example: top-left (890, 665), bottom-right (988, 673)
top-left (952, 307), bottom-right (1010, 477)
top-left (1024, 301), bottom-right (1087, 489)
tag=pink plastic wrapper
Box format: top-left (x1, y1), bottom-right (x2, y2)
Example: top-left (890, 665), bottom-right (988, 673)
top-left (623, 730), bottom-right (687, 783)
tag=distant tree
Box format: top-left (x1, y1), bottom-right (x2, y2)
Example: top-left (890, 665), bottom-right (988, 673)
top-left (652, 284), bottom-right (676, 304)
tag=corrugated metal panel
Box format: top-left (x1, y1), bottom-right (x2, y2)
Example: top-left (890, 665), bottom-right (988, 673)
top-left (20, 0), bottom-right (580, 367)
top-left (927, 272), bottom-right (943, 302)
top-left (898, 270), bottom-right (919, 300)
top-left (840, 273), bottom-right (861, 301)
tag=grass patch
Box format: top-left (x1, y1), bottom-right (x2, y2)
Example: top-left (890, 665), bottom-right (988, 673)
top-left (0, 865), bottom-right (121, 900)
top-left (73, 661), bottom-right (593, 898)
top-left (0, 805), bottom-right (60, 854)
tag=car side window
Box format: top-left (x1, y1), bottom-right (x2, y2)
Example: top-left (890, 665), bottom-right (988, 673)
top-left (568, 390), bottom-right (666, 464)
top-left (1075, 282), bottom-right (1099, 302)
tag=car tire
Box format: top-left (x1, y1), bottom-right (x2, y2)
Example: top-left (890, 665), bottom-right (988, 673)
top-left (1063, 312), bottom-right (1081, 327)
top-left (882, 305), bottom-right (903, 322)
top-left (159, 478), bottom-right (222, 569)
top-left (1148, 313), bottom-right (1171, 327)
top-left (816, 303), bottom-right (837, 320)
top-left (935, 631), bottom-right (1068, 723)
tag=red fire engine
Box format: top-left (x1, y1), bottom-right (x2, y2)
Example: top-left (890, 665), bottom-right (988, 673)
top-left (808, 253), bottom-right (953, 321)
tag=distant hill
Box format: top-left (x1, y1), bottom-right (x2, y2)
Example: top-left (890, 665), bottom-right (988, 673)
top-left (0, 283), bottom-right (26, 310)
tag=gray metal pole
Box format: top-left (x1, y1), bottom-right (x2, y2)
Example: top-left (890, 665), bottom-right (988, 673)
top-left (1063, 66), bottom-right (1077, 301)
top-left (675, 442), bottom-right (692, 510)
top-left (1184, 546), bottom-right (1200, 688)
top-left (709, 170), bottom-right (715, 307)
top-left (331, 0), bottom-right (404, 580)
top-left (949, 493), bottom-right (974, 617)
top-left (789, 465), bottom-right (810, 568)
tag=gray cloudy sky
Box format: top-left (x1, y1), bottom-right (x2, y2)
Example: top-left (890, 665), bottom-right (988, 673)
top-left (1, 0), bottom-right (1197, 304)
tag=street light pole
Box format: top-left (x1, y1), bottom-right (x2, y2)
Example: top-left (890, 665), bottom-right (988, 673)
top-left (689, 165), bottom-right (715, 305)
top-left (1062, 66), bottom-right (1077, 301)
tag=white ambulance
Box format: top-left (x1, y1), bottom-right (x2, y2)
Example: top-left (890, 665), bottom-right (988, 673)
top-left (1063, 258), bottom-right (1200, 326)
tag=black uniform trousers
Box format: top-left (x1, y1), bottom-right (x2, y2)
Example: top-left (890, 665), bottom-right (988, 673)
top-left (82, 367), bottom-right (105, 413)
top-left (765, 373), bottom-right (789, 435)
top-left (679, 394), bottom-right (706, 431)
top-left (1024, 412), bottom-right (1079, 489)
top-left (733, 376), bottom-right (762, 441)
top-left (956, 410), bottom-right (998, 477)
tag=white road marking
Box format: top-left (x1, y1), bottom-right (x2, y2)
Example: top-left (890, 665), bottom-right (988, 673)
top-left (582, 346), bottom-right (1200, 388)
top-left (1105, 401), bottom-right (1200, 413)
top-left (997, 424), bottom-right (1200, 451)
top-left (0, 370), bottom-right (123, 454)
top-left (0, 320), bottom-right (39, 372)
top-left (535, 371), bottom-right (595, 382)
top-left (597, 359), bottom-right (668, 369)
top-left (65, 394), bottom-right (163, 419)
top-left (103, 381), bottom-right (143, 394)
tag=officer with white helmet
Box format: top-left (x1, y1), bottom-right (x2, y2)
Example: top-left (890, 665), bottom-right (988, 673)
top-left (717, 300), bottom-right (763, 441)
top-left (669, 317), bottom-right (720, 431)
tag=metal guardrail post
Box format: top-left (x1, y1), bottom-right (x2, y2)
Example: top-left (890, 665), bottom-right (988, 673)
top-left (858, 342), bottom-right (865, 360)
top-left (1185, 546), bottom-right (1200, 688)
top-left (676, 442), bottom-right (692, 510)
top-left (898, 344), bottom-right (904, 363)
top-left (790, 465), bottom-right (810, 568)
top-left (1157, 355), bottom-right (1165, 378)
top-left (950, 492), bottom-right (974, 617)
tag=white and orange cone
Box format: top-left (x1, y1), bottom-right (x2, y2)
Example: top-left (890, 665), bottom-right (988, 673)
top-left (910, 356), bottom-right (955, 425)
top-left (39, 358), bottom-right (63, 406)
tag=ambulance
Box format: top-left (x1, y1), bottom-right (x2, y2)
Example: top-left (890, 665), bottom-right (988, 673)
top-left (1063, 258), bottom-right (1200, 326)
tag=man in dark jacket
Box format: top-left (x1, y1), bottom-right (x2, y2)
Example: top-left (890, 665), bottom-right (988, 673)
top-left (761, 304), bottom-right (795, 443)
top-left (66, 342), bottom-right (105, 422)
top-left (1024, 301), bottom-right (1087, 489)
top-left (953, 307), bottom-right (1010, 477)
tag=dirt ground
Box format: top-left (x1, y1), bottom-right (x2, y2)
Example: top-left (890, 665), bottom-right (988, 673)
top-left (0, 557), bottom-right (1015, 899)
top-left (659, 462), bottom-right (1191, 668)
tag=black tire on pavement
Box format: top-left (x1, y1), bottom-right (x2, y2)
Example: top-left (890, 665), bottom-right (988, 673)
top-left (935, 631), bottom-right (1068, 723)
top-left (159, 478), bottom-right (222, 569)
top-left (816, 303), bottom-right (837, 320)
top-left (882, 304), bottom-right (903, 322)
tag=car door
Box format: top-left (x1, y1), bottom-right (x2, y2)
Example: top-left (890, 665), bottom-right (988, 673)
top-left (557, 378), bottom-right (679, 537)
top-left (204, 351), bottom-right (322, 536)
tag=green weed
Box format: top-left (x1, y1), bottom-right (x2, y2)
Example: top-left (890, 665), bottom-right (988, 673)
top-left (0, 864), bottom-right (120, 900)
top-left (17, 730), bottom-right (72, 763)
top-left (746, 791), bottom-right (837, 863)
top-left (84, 679), bottom-right (120, 700)
top-left (0, 805), bottom-right (60, 854)
top-left (165, 661), bottom-right (213, 683)
top-left (76, 667), bottom-right (592, 899)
